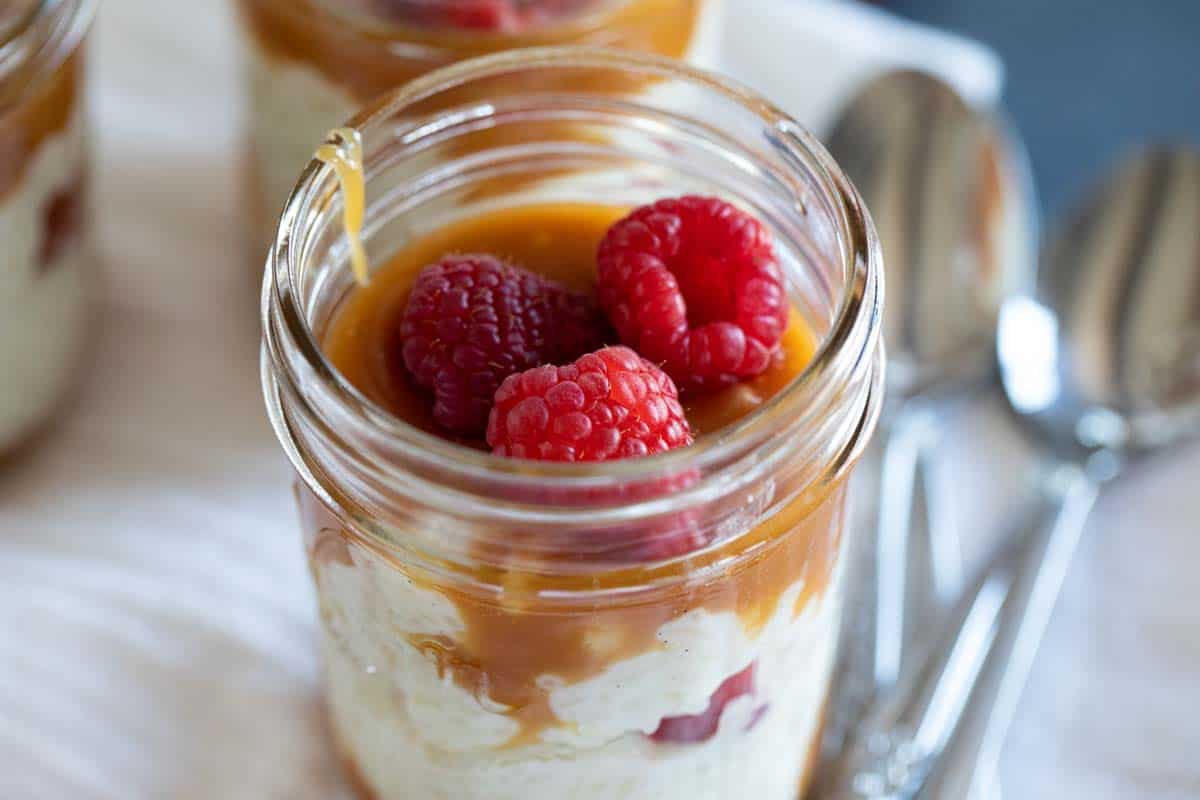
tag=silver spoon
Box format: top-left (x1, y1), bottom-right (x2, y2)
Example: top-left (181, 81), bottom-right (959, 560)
top-left (816, 530), bottom-right (1015, 799)
top-left (818, 144), bottom-right (1200, 800)
top-left (824, 70), bottom-right (1037, 715)
top-left (916, 144), bottom-right (1200, 798)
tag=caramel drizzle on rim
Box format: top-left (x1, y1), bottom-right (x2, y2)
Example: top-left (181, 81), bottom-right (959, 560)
top-left (315, 127), bottom-right (370, 286)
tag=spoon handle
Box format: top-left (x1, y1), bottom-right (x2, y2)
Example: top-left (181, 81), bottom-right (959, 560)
top-left (874, 407), bottom-right (962, 689)
top-left (917, 466), bottom-right (1100, 799)
top-left (816, 510), bottom-right (1015, 799)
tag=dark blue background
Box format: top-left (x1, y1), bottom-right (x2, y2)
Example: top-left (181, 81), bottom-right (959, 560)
top-left (888, 0), bottom-right (1200, 218)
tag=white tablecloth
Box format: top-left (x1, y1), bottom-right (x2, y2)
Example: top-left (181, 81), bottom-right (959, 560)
top-left (2, 2), bottom-right (1197, 798)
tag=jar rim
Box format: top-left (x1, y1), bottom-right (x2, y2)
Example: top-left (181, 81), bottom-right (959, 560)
top-left (0, 0), bottom-right (94, 109)
top-left (0, 1), bottom-right (44, 48)
top-left (263, 46), bottom-right (885, 517)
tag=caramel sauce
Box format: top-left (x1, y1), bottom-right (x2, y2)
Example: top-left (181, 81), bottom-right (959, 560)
top-left (238, 0), bottom-right (705, 103)
top-left (306, 202), bottom-right (847, 748)
top-left (338, 749), bottom-right (381, 800)
top-left (315, 128), bottom-right (370, 286)
top-left (0, 49), bottom-right (81, 202)
top-left (322, 203), bottom-right (823, 439)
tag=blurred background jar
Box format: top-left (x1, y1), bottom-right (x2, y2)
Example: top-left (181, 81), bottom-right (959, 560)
top-left (0, 0), bottom-right (96, 459)
top-left (235, 0), bottom-right (723, 243)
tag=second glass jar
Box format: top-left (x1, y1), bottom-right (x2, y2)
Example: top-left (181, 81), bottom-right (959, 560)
top-left (0, 0), bottom-right (95, 457)
top-left (236, 0), bottom-right (723, 240)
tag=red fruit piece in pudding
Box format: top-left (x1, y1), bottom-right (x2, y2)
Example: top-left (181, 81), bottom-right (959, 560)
top-left (441, 0), bottom-right (522, 30)
top-left (486, 345), bottom-right (692, 462)
top-left (651, 663), bottom-right (759, 743)
top-left (597, 196), bottom-right (789, 392)
top-left (369, 0), bottom-right (520, 30)
top-left (373, 0), bottom-right (600, 31)
top-left (400, 254), bottom-right (605, 436)
top-left (38, 177), bottom-right (85, 272)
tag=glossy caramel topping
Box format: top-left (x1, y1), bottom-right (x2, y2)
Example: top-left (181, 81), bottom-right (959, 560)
top-left (238, 0), bottom-right (706, 101)
top-left (308, 203), bottom-right (845, 746)
top-left (322, 203), bottom-right (821, 443)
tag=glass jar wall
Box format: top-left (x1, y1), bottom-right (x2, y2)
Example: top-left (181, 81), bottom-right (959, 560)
top-left (262, 49), bottom-right (883, 800)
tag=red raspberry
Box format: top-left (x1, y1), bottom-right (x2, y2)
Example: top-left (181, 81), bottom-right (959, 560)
top-left (373, 0), bottom-right (600, 30)
top-left (399, 254), bottom-right (604, 436)
top-left (370, 0), bottom-right (519, 30)
top-left (486, 346), bottom-right (692, 462)
top-left (486, 346), bottom-right (707, 562)
top-left (597, 196), bottom-right (789, 392)
top-left (440, 0), bottom-right (522, 30)
top-left (651, 663), bottom-right (760, 743)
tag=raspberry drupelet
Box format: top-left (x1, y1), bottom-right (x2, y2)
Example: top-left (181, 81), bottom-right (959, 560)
top-left (399, 254), bottom-right (605, 436)
top-left (597, 196), bottom-right (790, 393)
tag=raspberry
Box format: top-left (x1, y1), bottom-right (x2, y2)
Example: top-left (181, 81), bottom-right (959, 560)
top-left (597, 196), bottom-right (789, 392)
top-left (373, 0), bottom-right (597, 31)
top-left (441, 0), bottom-right (521, 30)
top-left (486, 346), bottom-right (707, 562)
top-left (486, 346), bottom-right (692, 462)
top-left (651, 663), bottom-right (759, 743)
top-left (399, 254), bottom-right (605, 436)
top-left (371, 0), bottom-right (520, 30)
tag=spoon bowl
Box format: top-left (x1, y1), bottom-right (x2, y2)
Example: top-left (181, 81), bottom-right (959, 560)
top-left (828, 70), bottom-right (1038, 404)
top-left (998, 146), bottom-right (1200, 462)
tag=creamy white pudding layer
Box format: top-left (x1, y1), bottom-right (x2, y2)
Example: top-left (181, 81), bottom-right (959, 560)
top-left (0, 116), bottom-right (89, 450)
top-left (241, 0), bottom-right (725, 230)
top-left (316, 542), bottom-right (842, 800)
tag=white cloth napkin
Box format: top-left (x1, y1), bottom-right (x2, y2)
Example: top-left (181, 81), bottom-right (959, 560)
top-left (721, 0), bottom-right (1004, 132)
top-left (3, 2), bottom-right (1197, 799)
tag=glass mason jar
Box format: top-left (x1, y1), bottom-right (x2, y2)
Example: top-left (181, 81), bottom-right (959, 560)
top-left (0, 0), bottom-right (95, 457)
top-left (262, 49), bottom-right (883, 800)
top-left (236, 0), bottom-right (723, 242)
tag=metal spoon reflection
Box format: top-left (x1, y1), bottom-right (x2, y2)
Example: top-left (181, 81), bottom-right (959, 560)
top-left (923, 144), bottom-right (1200, 799)
top-left (823, 69), bottom-right (1037, 732)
